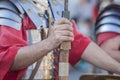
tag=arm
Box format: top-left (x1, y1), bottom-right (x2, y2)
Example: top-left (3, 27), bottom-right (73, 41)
top-left (100, 35), bottom-right (120, 62)
top-left (10, 18), bottom-right (74, 71)
top-left (81, 42), bottom-right (120, 74)
top-left (10, 39), bottom-right (53, 71)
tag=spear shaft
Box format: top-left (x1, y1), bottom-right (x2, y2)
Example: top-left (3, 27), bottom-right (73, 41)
top-left (59, 0), bottom-right (70, 80)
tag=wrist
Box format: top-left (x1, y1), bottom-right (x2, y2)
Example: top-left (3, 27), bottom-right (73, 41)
top-left (41, 38), bottom-right (54, 51)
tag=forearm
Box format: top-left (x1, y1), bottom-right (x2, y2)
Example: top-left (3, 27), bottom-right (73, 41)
top-left (100, 36), bottom-right (120, 62)
top-left (10, 39), bottom-right (52, 71)
top-left (100, 43), bottom-right (120, 62)
top-left (10, 18), bottom-right (73, 71)
top-left (81, 42), bottom-right (120, 74)
top-left (106, 50), bottom-right (120, 63)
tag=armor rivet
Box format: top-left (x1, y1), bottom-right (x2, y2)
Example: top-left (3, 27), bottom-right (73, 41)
top-left (28, 9), bottom-right (32, 13)
top-left (52, 0), bottom-right (58, 6)
top-left (20, 0), bottom-right (25, 3)
top-left (56, 11), bottom-right (60, 15)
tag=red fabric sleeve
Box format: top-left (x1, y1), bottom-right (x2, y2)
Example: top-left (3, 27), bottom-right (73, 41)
top-left (69, 23), bottom-right (91, 66)
top-left (0, 25), bottom-right (28, 80)
top-left (97, 32), bottom-right (119, 45)
top-left (93, 4), bottom-right (98, 22)
top-left (23, 16), bottom-right (36, 29)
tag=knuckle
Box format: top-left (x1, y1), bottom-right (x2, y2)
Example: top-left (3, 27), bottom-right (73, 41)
top-left (68, 31), bottom-right (73, 35)
top-left (61, 18), bottom-right (66, 21)
top-left (64, 24), bottom-right (70, 29)
top-left (66, 24), bottom-right (72, 30)
top-left (67, 32), bottom-right (71, 36)
top-left (66, 37), bottom-right (72, 41)
top-left (70, 32), bottom-right (74, 36)
top-left (55, 34), bottom-right (60, 40)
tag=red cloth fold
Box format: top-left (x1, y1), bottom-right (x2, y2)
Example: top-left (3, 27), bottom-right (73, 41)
top-left (69, 23), bottom-right (91, 66)
top-left (0, 46), bottom-right (19, 80)
top-left (0, 16), bottom-right (29, 80)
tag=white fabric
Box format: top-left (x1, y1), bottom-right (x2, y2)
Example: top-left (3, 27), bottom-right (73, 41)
top-left (32, 0), bottom-right (49, 15)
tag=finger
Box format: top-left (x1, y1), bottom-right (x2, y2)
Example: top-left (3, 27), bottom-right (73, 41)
top-left (54, 18), bottom-right (72, 25)
top-left (59, 36), bottom-right (74, 42)
top-left (71, 19), bottom-right (75, 24)
top-left (57, 30), bottom-right (74, 37)
top-left (54, 24), bottom-right (73, 32)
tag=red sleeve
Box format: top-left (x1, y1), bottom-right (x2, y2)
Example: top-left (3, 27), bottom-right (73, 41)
top-left (97, 32), bottom-right (119, 45)
top-left (69, 23), bottom-right (91, 66)
top-left (93, 4), bottom-right (98, 22)
top-left (0, 25), bottom-right (28, 80)
top-left (23, 16), bottom-right (36, 30)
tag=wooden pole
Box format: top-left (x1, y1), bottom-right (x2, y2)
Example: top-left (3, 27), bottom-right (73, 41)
top-left (59, 43), bottom-right (71, 80)
top-left (59, 0), bottom-right (70, 80)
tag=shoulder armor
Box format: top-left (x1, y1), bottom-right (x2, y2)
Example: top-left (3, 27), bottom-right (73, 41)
top-left (95, 4), bottom-right (120, 35)
top-left (96, 24), bottom-right (120, 34)
top-left (96, 16), bottom-right (120, 28)
top-left (48, 0), bottom-right (64, 21)
top-left (0, 1), bottom-right (18, 14)
top-left (1, 0), bottom-right (64, 30)
top-left (10, 0), bottom-right (25, 17)
top-left (0, 0), bottom-right (22, 30)
top-left (97, 9), bottom-right (120, 22)
top-left (16, 0), bottom-right (45, 29)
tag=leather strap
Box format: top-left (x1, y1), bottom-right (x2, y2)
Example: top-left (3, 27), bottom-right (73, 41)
top-left (29, 28), bottom-right (47, 80)
top-left (29, 59), bottom-right (42, 80)
top-left (29, 10), bottom-right (51, 79)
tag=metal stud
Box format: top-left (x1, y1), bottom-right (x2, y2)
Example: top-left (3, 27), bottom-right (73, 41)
top-left (56, 11), bottom-right (60, 15)
top-left (52, 0), bottom-right (58, 6)
top-left (20, 0), bottom-right (25, 3)
top-left (27, 8), bottom-right (32, 13)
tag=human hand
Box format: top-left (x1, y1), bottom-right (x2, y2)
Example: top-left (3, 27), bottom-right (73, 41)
top-left (46, 18), bottom-right (74, 49)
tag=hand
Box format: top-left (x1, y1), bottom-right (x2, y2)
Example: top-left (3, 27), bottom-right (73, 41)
top-left (46, 18), bottom-right (74, 49)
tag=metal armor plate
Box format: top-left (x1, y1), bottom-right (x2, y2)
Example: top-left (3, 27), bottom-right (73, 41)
top-left (95, 4), bottom-right (120, 35)
top-left (96, 24), bottom-right (120, 34)
top-left (0, 0), bottom-right (22, 30)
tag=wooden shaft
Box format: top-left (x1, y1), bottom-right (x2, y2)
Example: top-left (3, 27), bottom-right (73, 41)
top-left (59, 50), bottom-right (69, 80)
top-left (59, 42), bottom-right (71, 80)
top-left (29, 59), bottom-right (42, 80)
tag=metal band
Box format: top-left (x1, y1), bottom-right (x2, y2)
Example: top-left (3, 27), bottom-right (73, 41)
top-left (95, 4), bottom-right (120, 35)
top-left (0, 1), bottom-right (22, 30)
top-left (96, 16), bottom-right (120, 29)
top-left (100, 10), bottom-right (120, 18)
top-left (96, 24), bottom-right (120, 35)
top-left (0, 18), bottom-right (21, 30)
top-left (0, 9), bottom-right (22, 23)
top-left (0, 1), bottom-right (18, 14)
top-left (10, 0), bottom-right (25, 18)
top-left (100, 4), bottom-right (120, 15)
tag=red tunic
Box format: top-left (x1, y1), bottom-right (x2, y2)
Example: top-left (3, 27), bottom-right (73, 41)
top-left (0, 16), bottom-right (91, 80)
